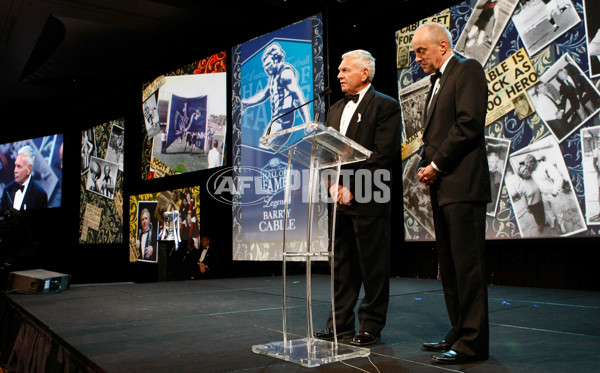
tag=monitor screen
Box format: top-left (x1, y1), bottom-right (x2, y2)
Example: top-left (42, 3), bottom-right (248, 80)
top-left (0, 134), bottom-right (63, 213)
top-left (141, 51), bottom-right (227, 179)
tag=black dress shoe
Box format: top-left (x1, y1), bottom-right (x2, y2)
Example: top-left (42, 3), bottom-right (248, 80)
top-left (422, 339), bottom-right (452, 352)
top-left (313, 328), bottom-right (354, 341)
top-left (350, 331), bottom-right (379, 346)
top-left (431, 350), bottom-right (475, 364)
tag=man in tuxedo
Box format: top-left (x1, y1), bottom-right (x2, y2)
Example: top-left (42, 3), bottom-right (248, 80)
top-left (180, 211), bottom-right (200, 279)
top-left (313, 49), bottom-right (402, 346)
top-left (0, 145), bottom-right (48, 212)
top-left (412, 23), bottom-right (491, 364)
top-left (556, 68), bottom-right (587, 124)
top-left (138, 208), bottom-right (156, 261)
top-left (195, 236), bottom-right (222, 279)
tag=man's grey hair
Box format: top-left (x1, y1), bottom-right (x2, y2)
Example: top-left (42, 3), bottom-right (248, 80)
top-left (18, 145), bottom-right (35, 167)
top-left (342, 49), bottom-right (376, 81)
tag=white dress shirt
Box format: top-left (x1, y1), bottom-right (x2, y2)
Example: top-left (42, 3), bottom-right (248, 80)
top-left (340, 84), bottom-right (370, 136)
top-left (13, 175), bottom-right (31, 210)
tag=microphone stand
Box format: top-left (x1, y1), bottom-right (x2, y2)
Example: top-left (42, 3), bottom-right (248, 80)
top-left (263, 87), bottom-right (331, 137)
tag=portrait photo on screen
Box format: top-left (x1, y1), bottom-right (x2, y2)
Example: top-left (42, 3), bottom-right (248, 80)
top-left (505, 136), bottom-right (586, 238)
top-left (137, 201), bottom-right (158, 263)
top-left (129, 186), bottom-right (202, 281)
top-left (0, 134), bottom-right (63, 212)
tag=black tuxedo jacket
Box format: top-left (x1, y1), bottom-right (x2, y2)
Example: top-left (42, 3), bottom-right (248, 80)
top-left (140, 228), bottom-right (157, 261)
top-left (0, 179), bottom-right (48, 212)
top-left (558, 78), bottom-right (582, 118)
top-left (198, 246), bottom-right (221, 278)
top-left (326, 85), bottom-right (402, 216)
top-left (421, 55), bottom-right (491, 206)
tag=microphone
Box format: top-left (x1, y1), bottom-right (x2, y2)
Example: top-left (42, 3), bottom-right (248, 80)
top-left (6, 190), bottom-right (14, 208)
top-left (264, 87), bottom-right (331, 136)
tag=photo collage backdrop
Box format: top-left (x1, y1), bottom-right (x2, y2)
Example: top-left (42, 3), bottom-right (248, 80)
top-left (398, 0), bottom-right (600, 240)
top-left (79, 118), bottom-right (125, 244)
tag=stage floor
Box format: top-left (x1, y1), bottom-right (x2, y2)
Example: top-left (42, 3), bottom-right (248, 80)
top-left (3, 274), bottom-right (600, 372)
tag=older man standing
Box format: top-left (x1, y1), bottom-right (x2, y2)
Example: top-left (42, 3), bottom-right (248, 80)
top-left (412, 23), bottom-right (491, 364)
top-left (313, 49), bottom-right (402, 347)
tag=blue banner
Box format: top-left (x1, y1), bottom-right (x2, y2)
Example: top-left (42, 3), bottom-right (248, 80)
top-left (231, 14), bottom-right (326, 260)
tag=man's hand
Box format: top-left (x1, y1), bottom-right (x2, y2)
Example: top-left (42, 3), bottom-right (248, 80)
top-left (418, 164), bottom-right (439, 189)
top-left (144, 246), bottom-right (154, 259)
top-left (198, 262), bottom-right (208, 274)
top-left (329, 184), bottom-right (354, 206)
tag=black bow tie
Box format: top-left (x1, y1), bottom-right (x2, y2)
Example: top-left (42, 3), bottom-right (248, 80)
top-left (16, 184), bottom-right (25, 192)
top-left (344, 94), bottom-right (359, 103)
top-left (430, 71), bottom-right (441, 84)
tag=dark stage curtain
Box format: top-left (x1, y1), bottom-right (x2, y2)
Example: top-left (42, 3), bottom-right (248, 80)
top-left (0, 293), bottom-right (104, 373)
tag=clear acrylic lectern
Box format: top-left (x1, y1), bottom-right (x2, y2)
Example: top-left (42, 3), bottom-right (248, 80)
top-left (251, 121), bottom-right (372, 367)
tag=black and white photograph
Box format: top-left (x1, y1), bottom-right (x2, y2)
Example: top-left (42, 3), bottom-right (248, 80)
top-left (454, 0), bottom-right (520, 66)
top-left (580, 125), bottom-right (600, 225)
top-left (137, 201), bottom-right (158, 263)
top-left (81, 128), bottom-right (96, 175)
top-left (486, 137), bottom-right (511, 217)
top-left (396, 44), bottom-right (410, 69)
top-left (512, 92), bottom-right (535, 119)
top-left (86, 156), bottom-right (118, 200)
top-left (399, 76), bottom-right (429, 159)
top-left (505, 136), bottom-right (586, 237)
top-left (105, 123), bottom-right (124, 171)
top-left (143, 92), bottom-right (161, 139)
top-left (583, 0), bottom-right (600, 78)
top-left (512, 0), bottom-right (580, 57)
top-left (527, 53), bottom-right (600, 143)
top-left (403, 153), bottom-right (435, 237)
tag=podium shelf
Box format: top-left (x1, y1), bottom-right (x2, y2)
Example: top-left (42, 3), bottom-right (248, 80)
top-left (252, 338), bottom-right (370, 368)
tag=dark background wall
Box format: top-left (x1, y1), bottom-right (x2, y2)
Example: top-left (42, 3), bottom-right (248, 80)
top-left (1, 0), bottom-right (597, 291)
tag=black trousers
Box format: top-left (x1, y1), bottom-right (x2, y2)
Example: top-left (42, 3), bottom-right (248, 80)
top-left (326, 213), bottom-right (390, 335)
top-left (431, 200), bottom-right (489, 358)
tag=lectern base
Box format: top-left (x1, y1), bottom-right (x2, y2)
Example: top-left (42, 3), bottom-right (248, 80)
top-left (252, 337), bottom-right (370, 368)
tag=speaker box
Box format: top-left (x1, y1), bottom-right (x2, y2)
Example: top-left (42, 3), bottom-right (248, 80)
top-left (9, 269), bottom-right (71, 294)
